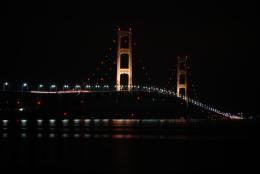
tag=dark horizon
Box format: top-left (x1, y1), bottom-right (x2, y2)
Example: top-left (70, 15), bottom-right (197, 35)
top-left (0, 1), bottom-right (258, 115)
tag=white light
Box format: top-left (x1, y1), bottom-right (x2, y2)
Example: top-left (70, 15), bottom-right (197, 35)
top-left (22, 83), bottom-right (28, 87)
top-left (2, 120), bottom-right (9, 126)
top-left (18, 108), bottom-right (25, 112)
top-left (84, 134), bottom-right (91, 138)
top-left (73, 119), bottom-right (80, 125)
top-left (49, 119), bottom-right (56, 124)
top-left (37, 133), bottom-right (43, 138)
top-left (85, 85), bottom-right (91, 89)
top-left (49, 133), bottom-right (55, 138)
top-left (4, 82), bottom-right (9, 86)
top-left (102, 119), bottom-right (109, 124)
top-left (21, 119), bottom-right (27, 125)
top-left (94, 119), bottom-right (102, 123)
top-left (74, 134), bottom-right (80, 138)
top-left (21, 133), bottom-right (27, 138)
top-left (84, 119), bottom-right (90, 125)
top-left (62, 119), bottom-right (69, 125)
top-left (63, 85), bottom-right (69, 91)
top-left (62, 134), bottom-right (69, 138)
top-left (37, 119), bottom-right (43, 125)
top-left (75, 85), bottom-right (81, 89)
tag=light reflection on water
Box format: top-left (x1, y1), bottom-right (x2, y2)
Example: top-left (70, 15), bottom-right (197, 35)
top-left (1, 118), bottom-right (189, 127)
top-left (0, 118), bottom-right (202, 140)
top-left (2, 133), bottom-right (8, 138)
top-left (2, 119), bottom-right (9, 126)
top-left (37, 119), bottom-right (43, 126)
top-left (0, 117), bottom-right (255, 174)
top-left (1, 132), bottom-right (191, 140)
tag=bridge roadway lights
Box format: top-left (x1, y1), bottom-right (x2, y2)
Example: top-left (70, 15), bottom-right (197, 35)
top-left (50, 84), bottom-right (57, 92)
top-left (2, 82), bottom-right (9, 91)
top-left (37, 84), bottom-right (44, 91)
top-left (63, 85), bottom-right (69, 91)
top-left (21, 83), bottom-right (28, 92)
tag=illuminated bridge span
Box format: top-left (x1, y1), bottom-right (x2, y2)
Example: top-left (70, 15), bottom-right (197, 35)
top-left (0, 28), bottom-right (243, 120)
top-left (0, 84), bottom-right (240, 120)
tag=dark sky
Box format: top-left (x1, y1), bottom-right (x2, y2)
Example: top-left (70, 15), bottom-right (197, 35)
top-left (0, 1), bottom-right (258, 115)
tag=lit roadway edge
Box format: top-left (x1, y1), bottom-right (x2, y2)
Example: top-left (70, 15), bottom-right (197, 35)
top-left (30, 90), bottom-right (142, 94)
top-left (31, 90), bottom-right (92, 94)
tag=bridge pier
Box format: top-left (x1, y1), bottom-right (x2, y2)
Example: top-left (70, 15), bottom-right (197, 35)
top-left (116, 28), bottom-right (133, 91)
top-left (177, 56), bottom-right (188, 101)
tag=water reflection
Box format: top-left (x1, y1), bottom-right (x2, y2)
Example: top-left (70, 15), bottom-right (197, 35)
top-left (0, 132), bottom-right (242, 141)
top-left (2, 133), bottom-right (8, 138)
top-left (62, 119), bottom-right (69, 126)
top-left (2, 119), bottom-right (9, 126)
top-left (37, 133), bottom-right (43, 138)
top-left (0, 133), bottom-right (192, 140)
top-left (0, 118), bottom-right (206, 140)
top-left (49, 119), bottom-right (56, 126)
top-left (49, 133), bottom-right (56, 138)
top-left (21, 119), bottom-right (27, 126)
top-left (83, 133), bottom-right (91, 138)
top-left (62, 133), bottom-right (69, 138)
top-left (1, 118), bottom-right (192, 127)
top-left (84, 119), bottom-right (91, 126)
top-left (74, 133), bottom-right (80, 138)
top-left (0, 118), bottom-right (254, 174)
top-left (112, 134), bottom-right (134, 139)
top-left (37, 119), bottom-right (43, 126)
top-left (21, 133), bottom-right (27, 138)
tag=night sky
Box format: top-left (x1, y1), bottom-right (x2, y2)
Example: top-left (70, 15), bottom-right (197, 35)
top-left (0, 1), bottom-right (258, 115)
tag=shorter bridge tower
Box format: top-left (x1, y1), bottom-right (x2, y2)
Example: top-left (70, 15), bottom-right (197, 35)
top-left (177, 56), bottom-right (188, 101)
top-left (116, 28), bottom-right (133, 91)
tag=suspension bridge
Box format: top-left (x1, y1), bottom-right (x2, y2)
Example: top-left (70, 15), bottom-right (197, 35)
top-left (0, 28), bottom-right (242, 120)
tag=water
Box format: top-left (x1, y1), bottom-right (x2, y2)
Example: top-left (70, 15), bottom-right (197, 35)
top-left (0, 118), bottom-right (259, 174)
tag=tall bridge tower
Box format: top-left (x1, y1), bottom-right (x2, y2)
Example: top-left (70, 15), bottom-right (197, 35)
top-left (177, 56), bottom-right (188, 100)
top-left (116, 28), bottom-right (133, 91)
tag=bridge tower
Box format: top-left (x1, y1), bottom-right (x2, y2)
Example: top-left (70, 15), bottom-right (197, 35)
top-left (116, 28), bottom-right (133, 91)
top-left (177, 56), bottom-right (188, 101)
